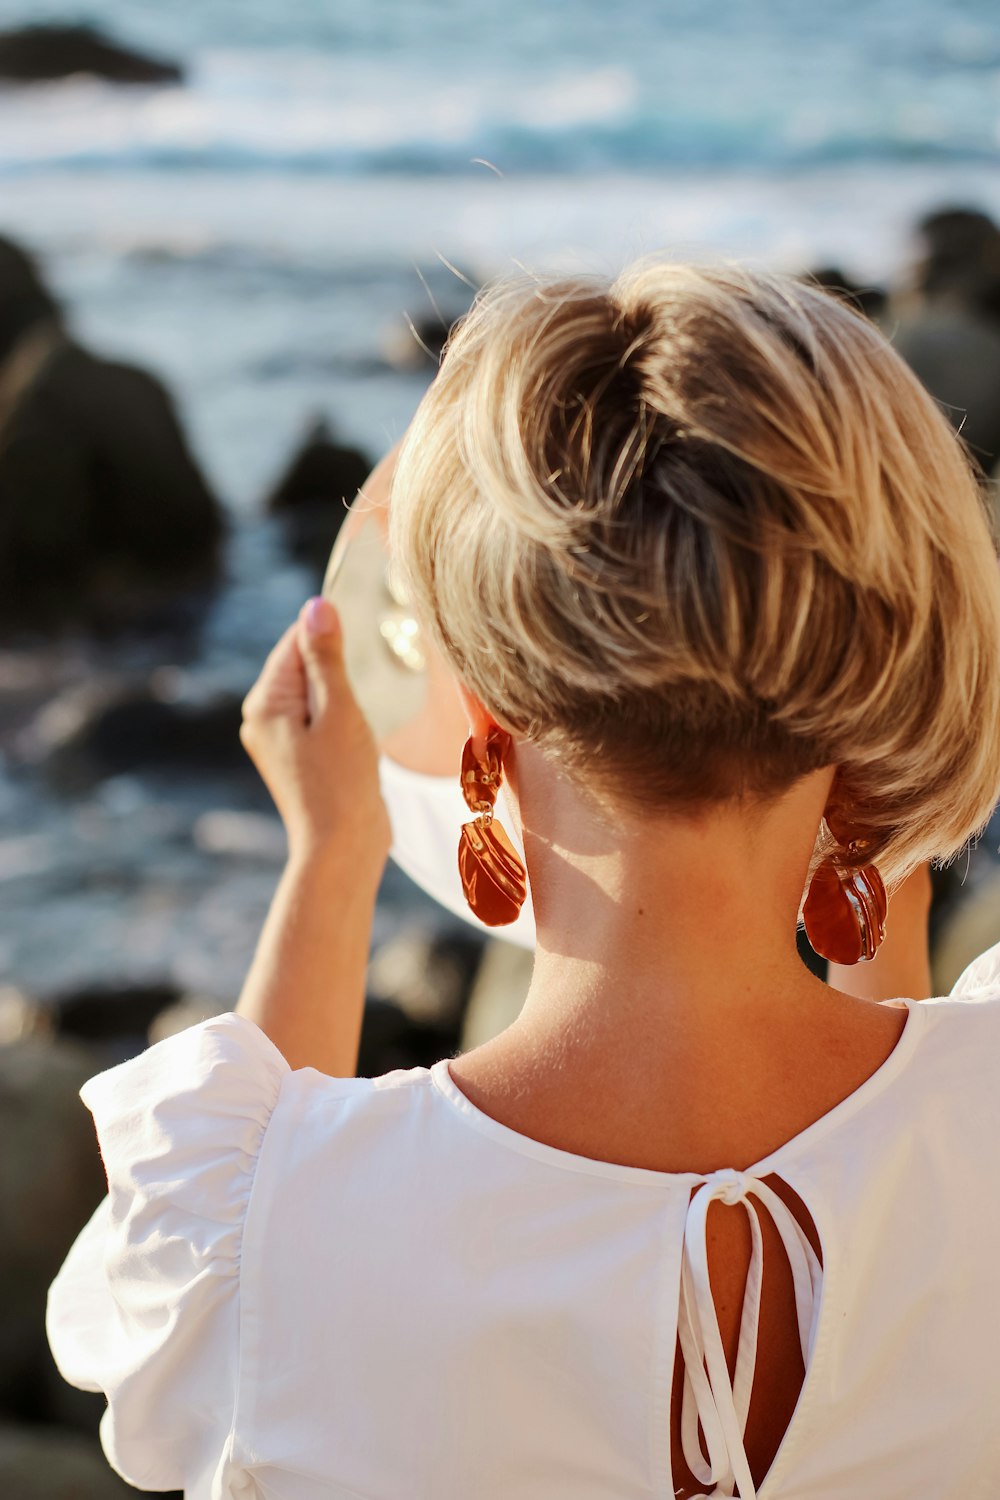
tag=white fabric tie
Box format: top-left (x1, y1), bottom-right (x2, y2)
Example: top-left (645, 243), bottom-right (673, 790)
top-left (676, 1169), bottom-right (822, 1500)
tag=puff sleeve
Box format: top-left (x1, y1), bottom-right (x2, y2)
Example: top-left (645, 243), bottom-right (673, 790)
top-left (46, 1014), bottom-right (289, 1494)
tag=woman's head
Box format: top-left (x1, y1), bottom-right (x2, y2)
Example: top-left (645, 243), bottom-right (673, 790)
top-left (391, 260), bottom-right (1000, 883)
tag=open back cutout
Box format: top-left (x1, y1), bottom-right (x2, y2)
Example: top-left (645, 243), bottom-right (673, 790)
top-left (669, 1174), bottom-right (823, 1500)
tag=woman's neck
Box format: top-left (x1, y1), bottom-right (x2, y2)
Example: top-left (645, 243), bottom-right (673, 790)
top-left (452, 751), bottom-right (915, 1174)
top-left (511, 752), bottom-right (833, 1047)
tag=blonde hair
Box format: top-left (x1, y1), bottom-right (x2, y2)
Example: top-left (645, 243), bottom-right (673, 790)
top-left (391, 260), bottom-right (1000, 882)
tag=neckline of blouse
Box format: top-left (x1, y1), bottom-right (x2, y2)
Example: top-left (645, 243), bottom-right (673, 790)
top-left (429, 996), bottom-right (926, 1188)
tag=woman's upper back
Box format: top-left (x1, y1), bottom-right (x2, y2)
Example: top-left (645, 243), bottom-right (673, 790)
top-left (48, 943), bottom-right (1000, 1499)
top-left (447, 981), bottom-right (908, 1495)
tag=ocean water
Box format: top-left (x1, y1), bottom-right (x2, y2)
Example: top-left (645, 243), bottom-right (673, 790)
top-left (1, 0), bottom-right (999, 1000)
top-left (0, 0), bottom-right (998, 501)
top-left (2, 0), bottom-right (1000, 177)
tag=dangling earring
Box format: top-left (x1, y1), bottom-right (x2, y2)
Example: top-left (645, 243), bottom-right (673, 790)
top-left (458, 726), bottom-right (528, 927)
top-left (802, 811), bottom-right (887, 965)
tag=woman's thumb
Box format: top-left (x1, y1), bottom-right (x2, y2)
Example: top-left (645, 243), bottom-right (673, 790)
top-left (297, 597), bottom-right (343, 722)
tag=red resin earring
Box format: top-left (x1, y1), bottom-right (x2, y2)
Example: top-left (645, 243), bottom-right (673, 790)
top-left (803, 811), bottom-right (887, 965)
top-left (457, 726), bottom-right (528, 927)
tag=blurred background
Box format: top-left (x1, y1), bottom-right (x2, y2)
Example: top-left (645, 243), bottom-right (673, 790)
top-left (1, 1), bottom-right (1000, 1493)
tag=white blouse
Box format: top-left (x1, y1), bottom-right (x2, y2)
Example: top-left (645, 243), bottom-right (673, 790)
top-left (48, 942), bottom-right (1000, 1500)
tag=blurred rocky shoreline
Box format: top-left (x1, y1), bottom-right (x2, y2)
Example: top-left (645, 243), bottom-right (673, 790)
top-left (0, 220), bottom-right (489, 1494)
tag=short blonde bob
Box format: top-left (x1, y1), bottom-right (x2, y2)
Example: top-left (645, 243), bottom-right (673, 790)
top-left (391, 260), bottom-right (1000, 884)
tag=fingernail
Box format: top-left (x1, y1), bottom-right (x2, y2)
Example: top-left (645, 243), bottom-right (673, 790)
top-left (305, 597), bottom-right (330, 635)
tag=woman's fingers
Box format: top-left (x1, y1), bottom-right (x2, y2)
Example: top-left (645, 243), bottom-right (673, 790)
top-left (241, 621), bottom-right (306, 728)
top-left (239, 606), bottom-right (388, 866)
top-left (296, 597), bottom-right (344, 725)
top-left (241, 599), bottom-right (349, 741)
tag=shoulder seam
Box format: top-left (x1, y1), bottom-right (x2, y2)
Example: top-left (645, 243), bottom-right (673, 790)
top-left (369, 1066), bottom-right (434, 1094)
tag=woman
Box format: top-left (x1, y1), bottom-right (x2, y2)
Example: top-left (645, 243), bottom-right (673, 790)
top-left (48, 261), bottom-right (1000, 1498)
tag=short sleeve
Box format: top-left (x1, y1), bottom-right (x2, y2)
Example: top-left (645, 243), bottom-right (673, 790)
top-left (950, 940), bottom-right (1000, 1000)
top-left (46, 1013), bottom-right (288, 1493)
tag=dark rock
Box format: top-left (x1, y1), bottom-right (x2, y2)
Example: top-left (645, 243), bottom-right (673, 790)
top-left (47, 982), bottom-right (181, 1049)
top-left (265, 419), bottom-right (372, 575)
top-left (0, 238), bottom-right (58, 364)
top-left (0, 343), bottom-right (224, 627)
top-left (0, 25), bottom-right (183, 85)
top-left (889, 207), bottom-right (1000, 475)
top-left (912, 205), bottom-right (1000, 318)
top-left (357, 998), bottom-right (462, 1076)
top-left (0, 1424), bottom-right (141, 1498)
top-left (0, 236), bottom-right (223, 632)
top-left (28, 679), bottom-right (249, 789)
top-left (891, 308), bottom-right (1000, 475)
top-left (805, 266), bottom-right (887, 323)
top-left (267, 419), bottom-right (371, 516)
top-left (0, 1040), bottom-right (107, 1420)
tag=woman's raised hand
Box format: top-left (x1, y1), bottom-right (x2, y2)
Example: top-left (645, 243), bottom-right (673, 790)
top-left (240, 596), bottom-right (391, 874)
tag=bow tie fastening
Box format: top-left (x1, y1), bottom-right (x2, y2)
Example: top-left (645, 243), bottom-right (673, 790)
top-left (675, 1169), bottom-right (823, 1499)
